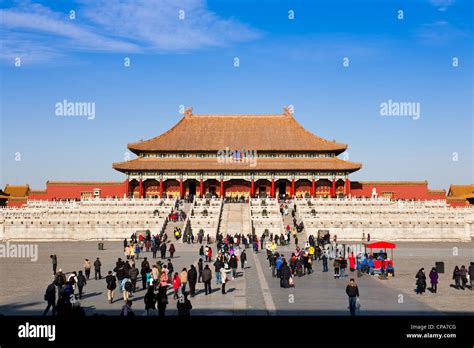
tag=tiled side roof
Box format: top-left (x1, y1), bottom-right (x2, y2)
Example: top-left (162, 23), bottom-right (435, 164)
top-left (128, 111), bottom-right (348, 153)
top-left (4, 185), bottom-right (29, 197)
top-left (112, 157), bottom-right (362, 172)
top-left (447, 184), bottom-right (474, 198)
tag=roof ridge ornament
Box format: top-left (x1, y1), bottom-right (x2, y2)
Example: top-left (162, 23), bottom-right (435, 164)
top-left (283, 105), bottom-right (294, 117)
top-left (184, 107), bottom-right (193, 118)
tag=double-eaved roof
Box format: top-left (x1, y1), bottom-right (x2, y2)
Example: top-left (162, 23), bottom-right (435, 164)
top-left (113, 109), bottom-right (362, 173)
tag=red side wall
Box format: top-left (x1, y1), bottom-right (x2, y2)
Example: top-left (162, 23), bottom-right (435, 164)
top-left (28, 182), bottom-right (127, 200)
top-left (350, 182), bottom-right (446, 200)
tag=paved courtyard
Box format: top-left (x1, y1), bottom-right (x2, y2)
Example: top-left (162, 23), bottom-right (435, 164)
top-left (0, 240), bottom-right (472, 316)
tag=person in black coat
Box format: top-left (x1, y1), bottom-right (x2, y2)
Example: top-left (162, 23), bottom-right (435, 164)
top-left (452, 266), bottom-right (461, 289)
top-left (198, 258), bottom-right (204, 283)
top-left (280, 261), bottom-right (291, 288)
top-left (345, 278), bottom-right (360, 316)
top-left (140, 258), bottom-right (150, 290)
top-left (43, 280), bottom-right (56, 316)
top-left (177, 294), bottom-right (192, 316)
top-left (76, 271), bottom-right (87, 299)
top-left (156, 285), bottom-right (168, 316)
top-left (240, 250), bottom-right (247, 270)
top-left (415, 268), bottom-right (426, 294)
top-left (188, 265), bottom-right (198, 297)
top-left (144, 287), bottom-right (157, 315)
top-left (160, 243), bottom-right (167, 259)
top-left (469, 262), bottom-right (474, 290)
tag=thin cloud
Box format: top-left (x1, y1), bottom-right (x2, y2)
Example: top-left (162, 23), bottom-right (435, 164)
top-left (428, 0), bottom-right (455, 12)
top-left (0, 0), bottom-right (262, 64)
top-left (417, 20), bottom-right (470, 44)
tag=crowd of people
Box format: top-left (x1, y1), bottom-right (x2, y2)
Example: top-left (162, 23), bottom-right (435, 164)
top-left (42, 199), bottom-right (472, 318)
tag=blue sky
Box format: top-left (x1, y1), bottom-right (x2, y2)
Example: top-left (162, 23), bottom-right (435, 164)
top-left (0, 0), bottom-right (472, 190)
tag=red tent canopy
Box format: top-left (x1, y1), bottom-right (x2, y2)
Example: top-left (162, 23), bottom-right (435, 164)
top-left (364, 241), bottom-right (397, 249)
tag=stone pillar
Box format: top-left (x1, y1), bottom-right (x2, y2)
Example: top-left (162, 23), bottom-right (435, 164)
top-left (139, 178), bottom-right (143, 198)
top-left (331, 179), bottom-right (336, 198)
top-left (220, 179), bottom-right (224, 198)
top-left (179, 178), bottom-right (184, 199)
top-left (345, 178), bottom-right (351, 196)
top-left (159, 178), bottom-right (163, 198)
top-left (271, 178), bottom-right (275, 198)
top-left (200, 178), bottom-right (204, 198)
top-left (311, 179), bottom-right (315, 198)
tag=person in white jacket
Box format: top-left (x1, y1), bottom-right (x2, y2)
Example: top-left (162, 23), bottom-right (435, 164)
top-left (220, 264), bottom-right (231, 294)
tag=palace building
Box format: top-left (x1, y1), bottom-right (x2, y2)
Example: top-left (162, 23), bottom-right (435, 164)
top-left (4, 107), bottom-right (456, 206)
top-left (112, 107), bottom-right (362, 199)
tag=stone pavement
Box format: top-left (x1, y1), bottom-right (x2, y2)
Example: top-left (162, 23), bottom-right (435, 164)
top-left (0, 241), bottom-right (472, 316)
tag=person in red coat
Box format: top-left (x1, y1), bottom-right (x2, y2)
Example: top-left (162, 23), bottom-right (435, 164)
top-left (348, 252), bottom-right (356, 272)
top-left (172, 272), bottom-right (181, 299)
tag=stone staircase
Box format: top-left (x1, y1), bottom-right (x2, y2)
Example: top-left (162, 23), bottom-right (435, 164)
top-left (219, 203), bottom-right (250, 236)
top-left (163, 201), bottom-right (193, 240)
top-left (282, 200), bottom-right (308, 242)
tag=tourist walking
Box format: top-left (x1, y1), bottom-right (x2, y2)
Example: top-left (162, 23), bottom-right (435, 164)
top-left (229, 255), bottom-right (238, 279)
top-left (105, 271), bottom-right (117, 304)
top-left (198, 258), bottom-right (204, 283)
top-left (144, 287), bottom-right (157, 315)
top-left (169, 243), bottom-right (176, 258)
top-left (202, 264), bottom-right (212, 295)
top-left (429, 267), bottom-right (438, 293)
top-left (452, 266), bottom-right (461, 289)
top-left (322, 251), bottom-right (328, 272)
top-left (415, 268), bottom-right (426, 295)
top-left (180, 268), bottom-right (188, 294)
top-left (94, 257), bottom-right (102, 280)
top-left (240, 250), bottom-right (247, 270)
top-left (460, 265), bottom-right (468, 290)
top-left (83, 259), bottom-right (91, 280)
top-left (172, 272), bottom-right (181, 299)
top-left (141, 258), bottom-right (150, 290)
top-left (50, 255), bottom-right (58, 275)
top-left (120, 300), bottom-right (134, 316)
top-left (346, 278), bottom-right (360, 316)
top-left (177, 294), bottom-right (192, 316)
top-left (469, 262), bottom-right (474, 290)
top-left (157, 285), bottom-right (168, 316)
top-left (188, 265), bottom-right (197, 297)
top-left (43, 280), bottom-right (56, 316)
top-left (160, 242), bottom-right (167, 259)
top-left (214, 257), bottom-right (223, 285)
top-left (121, 277), bottom-right (132, 301)
top-left (221, 264), bottom-right (231, 294)
top-left (76, 270), bottom-right (87, 299)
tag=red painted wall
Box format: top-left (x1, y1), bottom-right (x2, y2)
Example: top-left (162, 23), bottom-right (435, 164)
top-left (350, 182), bottom-right (445, 200)
top-left (27, 182), bottom-right (126, 200)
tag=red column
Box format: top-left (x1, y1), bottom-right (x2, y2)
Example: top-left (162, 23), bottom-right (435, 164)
top-left (220, 179), bottom-right (224, 198)
top-left (124, 178), bottom-right (130, 198)
top-left (139, 178), bottom-right (143, 198)
top-left (250, 179), bottom-right (254, 197)
top-left (179, 178), bottom-right (184, 199)
top-left (345, 178), bottom-right (351, 196)
top-left (291, 178), bottom-right (295, 197)
top-left (311, 179), bottom-right (315, 198)
top-left (331, 179), bottom-right (336, 197)
top-left (271, 179), bottom-right (275, 198)
top-left (200, 178), bottom-right (204, 198)
top-left (159, 178), bottom-right (163, 198)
